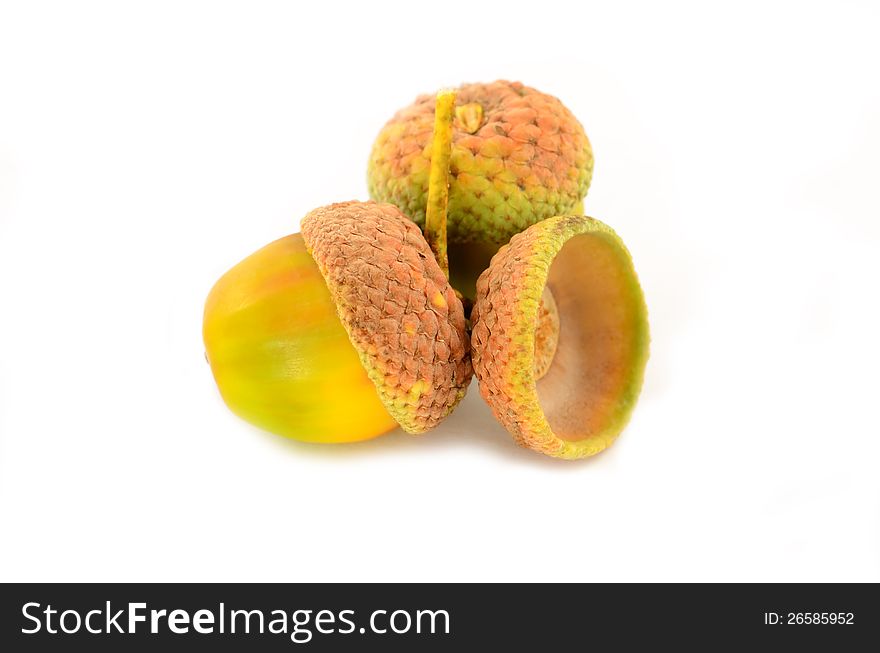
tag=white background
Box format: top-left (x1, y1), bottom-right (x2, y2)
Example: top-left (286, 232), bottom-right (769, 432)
top-left (1, 0), bottom-right (878, 582)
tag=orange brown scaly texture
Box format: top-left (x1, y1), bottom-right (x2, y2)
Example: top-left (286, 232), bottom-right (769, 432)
top-left (470, 218), bottom-right (560, 453)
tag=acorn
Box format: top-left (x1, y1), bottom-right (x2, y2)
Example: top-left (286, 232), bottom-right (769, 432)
top-left (470, 215), bottom-right (650, 459)
top-left (368, 80), bottom-right (593, 298)
top-left (204, 93), bottom-right (470, 443)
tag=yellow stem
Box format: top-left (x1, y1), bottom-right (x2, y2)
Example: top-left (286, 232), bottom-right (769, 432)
top-left (424, 89), bottom-right (456, 279)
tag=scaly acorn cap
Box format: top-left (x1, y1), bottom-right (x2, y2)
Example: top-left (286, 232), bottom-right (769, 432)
top-left (470, 215), bottom-right (649, 459)
top-left (368, 80), bottom-right (593, 247)
top-left (301, 200), bottom-right (472, 434)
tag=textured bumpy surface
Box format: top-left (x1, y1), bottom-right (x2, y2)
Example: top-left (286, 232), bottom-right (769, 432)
top-left (302, 201), bottom-right (472, 433)
top-left (368, 80), bottom-right (593, 246)
top-left (470, 215), bottom-right (649, 459)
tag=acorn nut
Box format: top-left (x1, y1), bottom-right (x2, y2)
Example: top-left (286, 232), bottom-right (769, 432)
top-left (203, 200), bottom-right (471, 443)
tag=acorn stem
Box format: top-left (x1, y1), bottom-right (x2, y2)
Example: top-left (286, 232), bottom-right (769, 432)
top-left (424, 89), bottom-right (456, 279)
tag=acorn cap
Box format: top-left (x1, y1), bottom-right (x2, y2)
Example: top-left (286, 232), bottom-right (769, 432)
top-left (368, 80), bottom-right (593, 247)
top-left (470, 215), bottom-right (649, 459)
top-left (302, 200), bottom-right (472, 434)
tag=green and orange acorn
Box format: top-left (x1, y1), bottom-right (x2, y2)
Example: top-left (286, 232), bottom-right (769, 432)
top-left (203, 197), bottom-right (471, 443)
top-left (368, 80), bottom-right (593, 297)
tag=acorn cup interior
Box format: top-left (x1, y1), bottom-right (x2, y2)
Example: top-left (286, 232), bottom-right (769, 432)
top-left (534, 230), bottom-right (648, 443)
top-left (470, 215), bottom-right (649, 459)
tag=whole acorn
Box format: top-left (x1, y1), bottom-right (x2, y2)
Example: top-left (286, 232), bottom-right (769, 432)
top-left (203, 200), bottom-right (471, 443)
